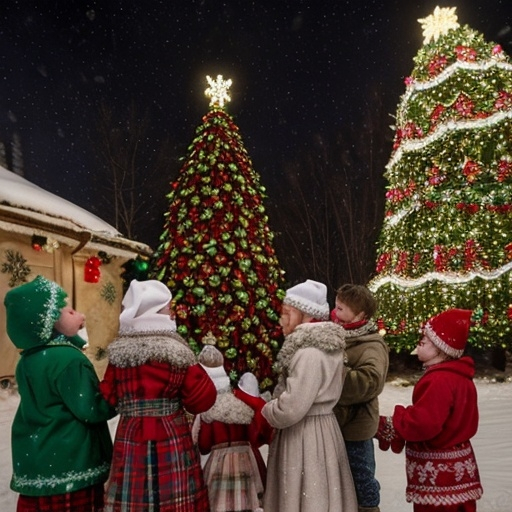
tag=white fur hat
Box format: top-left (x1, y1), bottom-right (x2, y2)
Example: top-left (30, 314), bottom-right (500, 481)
top-left (283, 279), bottom-right (329, 320)
top-left (119, 279), bottom-right (174, 332)
top-left (238, 372), bottom-right (260, 397)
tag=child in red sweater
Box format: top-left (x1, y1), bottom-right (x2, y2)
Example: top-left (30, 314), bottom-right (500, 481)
top-left (376, 308), bottom-right (483, 512)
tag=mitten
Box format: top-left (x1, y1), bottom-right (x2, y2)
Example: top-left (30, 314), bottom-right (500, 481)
top-left (375, 415), bottom-right (405, 453)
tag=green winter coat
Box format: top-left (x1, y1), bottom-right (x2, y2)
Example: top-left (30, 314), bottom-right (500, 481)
top-left (11, 342), bottom-right (114, 496)
top-left (5, 276), bottom-right (113, 496)
top-left (333, 322), bottom-right (389, 441)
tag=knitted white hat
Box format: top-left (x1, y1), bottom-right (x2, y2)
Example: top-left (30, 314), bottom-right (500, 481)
top-left (119, 279), bottom-right (175, 332)
top-left (283, 279), bottom-right (330, 320)
top-left (238, 372), bottom-right (260, 397)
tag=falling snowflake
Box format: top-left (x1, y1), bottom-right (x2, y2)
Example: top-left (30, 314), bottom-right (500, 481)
top-left (1, 249), bottom-right (31, 287)
top-left (100, 281), bottom-right (117, 305)
top-left (418, 6), bottom-right (460, 44)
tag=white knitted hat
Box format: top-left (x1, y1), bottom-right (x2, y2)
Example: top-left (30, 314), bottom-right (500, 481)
top-left (283, 279), bottom-right (329, 320)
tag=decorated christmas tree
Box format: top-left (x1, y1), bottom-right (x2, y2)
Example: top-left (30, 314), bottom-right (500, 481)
top-left (152, 75), bottom-right (285, 389)
top-left (370, 7), bottom-right (512, 353)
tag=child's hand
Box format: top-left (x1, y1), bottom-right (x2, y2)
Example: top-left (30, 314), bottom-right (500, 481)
top-left (375, 415), bottom-right (405, 453)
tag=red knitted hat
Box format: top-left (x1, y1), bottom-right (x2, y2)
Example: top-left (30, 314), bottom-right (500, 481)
top-left (424, 308), bottom-right (472, 358)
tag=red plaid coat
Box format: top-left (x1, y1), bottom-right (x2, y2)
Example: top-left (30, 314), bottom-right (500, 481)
top-left (100, 331), bottom-right (216, 512)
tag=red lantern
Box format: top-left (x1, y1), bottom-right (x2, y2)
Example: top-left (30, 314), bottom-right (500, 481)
top-left (84, 256), bottom-right (102, 283)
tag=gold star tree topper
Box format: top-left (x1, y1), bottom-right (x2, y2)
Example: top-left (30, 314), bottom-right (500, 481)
top-left (205, 74), bottom-right (232, 108)
top-left (418, 6), bottom-right (460, 44)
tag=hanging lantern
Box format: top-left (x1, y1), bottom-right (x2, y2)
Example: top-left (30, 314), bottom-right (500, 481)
top-left (84, 256), bottom-right (102, 283)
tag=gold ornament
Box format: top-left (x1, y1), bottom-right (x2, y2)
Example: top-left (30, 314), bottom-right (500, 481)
top-left (202, 331), bottom-right (217, 345)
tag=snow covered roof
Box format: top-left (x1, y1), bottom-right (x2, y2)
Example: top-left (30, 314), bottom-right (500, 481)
top-left (0, 166), bottom-right (152, 257)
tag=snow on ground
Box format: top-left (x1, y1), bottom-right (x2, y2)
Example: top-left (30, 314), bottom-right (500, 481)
top-left (376, 378), bottom-right (512, 511)
top-left (1, 379), bottom-right (511, 512)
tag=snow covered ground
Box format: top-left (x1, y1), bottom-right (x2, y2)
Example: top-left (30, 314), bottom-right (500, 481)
top-left (1, 378), bottom-right (511, 511)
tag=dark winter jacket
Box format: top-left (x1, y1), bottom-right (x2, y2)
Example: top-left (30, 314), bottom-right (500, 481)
top-left (333, 321), bottom-right (389, 440)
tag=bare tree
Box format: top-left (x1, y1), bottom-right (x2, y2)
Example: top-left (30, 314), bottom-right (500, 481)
top-left (91, 101), bottom-right (178, 244)
top-left (269, 91), bottom-right (390, 297)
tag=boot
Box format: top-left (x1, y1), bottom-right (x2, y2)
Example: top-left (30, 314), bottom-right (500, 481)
top-left (358, 507), bottom-right (380, 512)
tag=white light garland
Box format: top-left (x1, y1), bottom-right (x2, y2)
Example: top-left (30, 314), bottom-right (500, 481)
top-left (398, 60), bottom-right (512, 122)
top-left (369, 261), bottom-right (512, 293)
top-left (205, 74), bottom-right (232, 108)
top-left (384, 181), bottom-right (512, 229)
top-left (388, 110), bottom-right (512, 171)
top-left (386, 203), bottom-right (419, 227)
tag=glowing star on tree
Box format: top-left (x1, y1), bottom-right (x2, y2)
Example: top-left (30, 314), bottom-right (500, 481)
top-left (205, 74), bottom-right (232, 108)
top-left (418, 6), bottom-right (460, 44)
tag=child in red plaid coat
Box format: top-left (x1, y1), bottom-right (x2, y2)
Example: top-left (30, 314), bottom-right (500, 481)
top-left (100, 280), bottom-right (217, 512)
top-left (194, 345), bottom-right (268, 512)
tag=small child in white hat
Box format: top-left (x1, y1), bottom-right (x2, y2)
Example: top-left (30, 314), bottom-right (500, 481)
top-left (196, 345), bottom-right (265, 512)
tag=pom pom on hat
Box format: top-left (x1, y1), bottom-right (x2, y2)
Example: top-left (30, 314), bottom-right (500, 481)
top-left (424, 308), bottom-right (472, 359)
top-left (198, 345), bottom-right (230, 391)
top-left (198, 345), bottom-right (224, 368)
top-left (238, 372), bottom-right (260, 397)
top-left (283, 279), bottom-right (329, 320)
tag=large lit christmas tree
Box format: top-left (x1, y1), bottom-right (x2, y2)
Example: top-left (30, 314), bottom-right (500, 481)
top-left (370, 7), bottom-right (512, 353)
top-left (152, 75), bottom-right (285, 389)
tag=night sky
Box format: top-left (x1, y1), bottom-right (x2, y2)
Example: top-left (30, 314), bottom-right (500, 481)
top-left (1, 1), bottom-right (511, 246)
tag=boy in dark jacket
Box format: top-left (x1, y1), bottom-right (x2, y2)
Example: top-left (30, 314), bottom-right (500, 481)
top-left (333, 284), bottom-right (389, 512)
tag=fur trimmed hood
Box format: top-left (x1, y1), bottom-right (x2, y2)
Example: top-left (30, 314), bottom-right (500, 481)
top-left (107, 331), bottom-right (196, 369)
top-left (275, 321), bottom-right (346, 375)
top-left (201, 389), bottom-right (254, 425)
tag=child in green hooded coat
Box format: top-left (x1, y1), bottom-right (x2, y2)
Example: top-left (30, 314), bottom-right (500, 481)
top-left (4, 275), bottom-right (114, 512)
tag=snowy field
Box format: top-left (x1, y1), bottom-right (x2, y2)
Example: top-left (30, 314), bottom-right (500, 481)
top-left (1, 378), bottom-right (511, 511)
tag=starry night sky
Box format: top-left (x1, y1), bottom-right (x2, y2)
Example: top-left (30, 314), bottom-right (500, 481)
top-left (1, 1), bottom-right (511, 247)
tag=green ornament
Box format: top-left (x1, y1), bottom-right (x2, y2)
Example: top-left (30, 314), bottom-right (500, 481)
top-left (223, 242), bottom-right (236, 255)
top-left (219, 266), bottom-right (230, 277)
top-left (238, 259), bottom-right (252, 271)
top-left (236, 290), bottom-right (249, 304)
top-left (192, 304), bottom-right (206, 316)
top-left (206, 246), bottom-right (218, 256)
top-left (225, 348), bottom-right (237, 359)
top-left (192, 286), bottom-right (205, 297)
top-left (242, 333), bottom-right (257, 345)
top-left (208, 275), bottom-right (221, 287)
top-left (183, 276), bottom-right (195, 287)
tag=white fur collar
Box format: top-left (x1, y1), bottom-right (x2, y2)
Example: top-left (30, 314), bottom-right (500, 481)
top-left (107, 331), bottom-right (196, 368)
top-left (201, 390), bottom-right (254, 425)
top-left (275, 321), bottom-right (346, 375)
